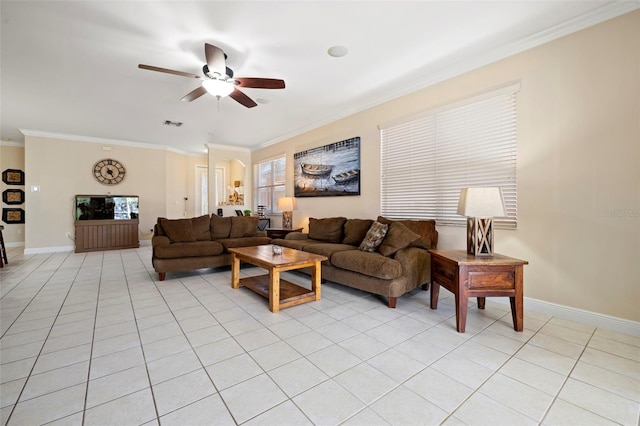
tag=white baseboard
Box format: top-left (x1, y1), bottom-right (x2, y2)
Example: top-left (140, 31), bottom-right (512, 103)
top-left (492, 296), bottom-right (640, 337)
top-left (5, 242), bottom-right (25, 248)
top-left (23, 245), bottom-right (75, 255)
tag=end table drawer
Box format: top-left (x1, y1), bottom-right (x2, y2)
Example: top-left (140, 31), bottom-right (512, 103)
top-left (432, 260), bottom-right (456, 287)
top-left (468, 266), bottom-right (515, 290)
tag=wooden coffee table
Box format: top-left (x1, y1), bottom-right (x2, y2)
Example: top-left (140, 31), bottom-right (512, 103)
top-left (228, 245), bottom-right (327, 313)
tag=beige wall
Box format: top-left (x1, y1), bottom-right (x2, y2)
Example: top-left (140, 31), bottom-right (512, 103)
top-left (0, 144), bottom-right (26, 245)
top-left (22, 135), bottom-right (206, 251)
top-left (253, 11), bottom-right (640, 321)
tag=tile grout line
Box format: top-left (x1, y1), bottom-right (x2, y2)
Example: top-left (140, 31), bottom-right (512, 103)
top-left (4, 251), bottom-right (86, 426)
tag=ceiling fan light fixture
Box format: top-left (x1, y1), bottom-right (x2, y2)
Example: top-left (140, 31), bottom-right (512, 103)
top-left (202, 79), bottom-right (234, 98)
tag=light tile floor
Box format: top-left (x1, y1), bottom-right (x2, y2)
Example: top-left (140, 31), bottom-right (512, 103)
top-left (0, 246), bottom-right (638, 425)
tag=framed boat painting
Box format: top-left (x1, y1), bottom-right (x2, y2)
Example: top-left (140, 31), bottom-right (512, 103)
top-left (294, 136), bottom-right (360, 197)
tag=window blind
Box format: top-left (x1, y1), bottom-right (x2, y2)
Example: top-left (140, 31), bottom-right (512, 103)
top-left (380, 84), bottom-right (519, 228)
top-left (255, 155), bottom-right (286, 213)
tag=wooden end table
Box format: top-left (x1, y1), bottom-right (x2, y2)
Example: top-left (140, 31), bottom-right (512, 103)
top-left (228, 245), bottom-right (327, 313)
top-left (428, 249), bottom-right (528, 333)
top-left (265, 227), bottom-right (303, 239)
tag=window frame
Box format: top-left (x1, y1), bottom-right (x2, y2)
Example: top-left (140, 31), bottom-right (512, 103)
top-left (379, 83), bottom-right (519, 229)
top-left (254, 155), bottom-right (286, 214)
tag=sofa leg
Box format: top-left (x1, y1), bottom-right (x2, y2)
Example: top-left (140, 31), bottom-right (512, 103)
top-left (158, 272), bottom-right (166, 281)
top-left (388, 297), bottom-right (397, 308)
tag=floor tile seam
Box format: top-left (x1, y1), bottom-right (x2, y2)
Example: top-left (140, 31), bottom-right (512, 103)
top-left (3, 253), bottom-right (92, 426)
top-left (125, 250), bottom-right (166, 424)
top-left (536, 320), bottom-right (599, 425)
top-left (549, 397), bottom-right (632, 425)
top-left (577, 349), bottom-right (640, 378)
top-left (0, 255), bottom-right (53, 307)
top-left (566, 374), bottom-right (640, 404)
top-left (413, 317), bottom-right (549, 423)
top-left (10, 365), bottom-right (90, 405)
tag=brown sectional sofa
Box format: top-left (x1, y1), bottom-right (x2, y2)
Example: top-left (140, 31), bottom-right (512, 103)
top-left (271, 216), bottom-right (438, 308)
top-left (152, 214), bottom-right (270, 280)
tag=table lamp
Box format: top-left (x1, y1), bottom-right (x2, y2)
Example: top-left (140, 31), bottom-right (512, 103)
top-left (278, 197), bottom-right (297, 229)
top-left (457, 187), bottom-right (506, 256)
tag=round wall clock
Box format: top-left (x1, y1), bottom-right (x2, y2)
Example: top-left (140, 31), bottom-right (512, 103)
top-left (93, 159), bottom-right (126, 185)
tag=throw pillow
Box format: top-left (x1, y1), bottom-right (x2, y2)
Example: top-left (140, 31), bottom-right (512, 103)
top-left (191, 215), bottom-right (211, 241)
top-left (377, 216), bottom-right (437, 249)
top-left (343, 219), bottom-right (374, 246)
top-left (308, 217), bottom-right (347, 243)
top-left (230, 216), bottom-right (259, 238)
top-left (210, 214), bottom-right (232, 239)
top-left (358, 221), bottom-right (389, 252)
top-left (160, 218), bottom-right (196, 243)
top-left (378, 222), bottom-right (421, 257)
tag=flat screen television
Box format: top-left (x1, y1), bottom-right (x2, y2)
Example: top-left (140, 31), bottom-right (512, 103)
top-left (75, 195), bottom-right (139, 220)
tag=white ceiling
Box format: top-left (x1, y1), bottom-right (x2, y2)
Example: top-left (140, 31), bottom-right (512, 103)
top-left (1, 1), bottom-right (637, 155)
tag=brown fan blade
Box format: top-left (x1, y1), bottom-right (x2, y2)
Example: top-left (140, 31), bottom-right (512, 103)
top-left (181, 85), bottom-right (207, 102)
top-left (204, 43), bottom-right (226, 76)
top-left (235, 78), bottom-right (285, 89)
top-left (138, 64), bottom-right (200, 79)
top-left (229, 88), bottom-right (257, 108)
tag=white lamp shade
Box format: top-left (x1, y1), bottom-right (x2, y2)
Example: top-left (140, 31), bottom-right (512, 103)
top-left (457, 187), bottom-right (506, 218)
top-left (278, 197), bottom-right (297, 211)
top-left (202, 79), bottom-right (234, 98)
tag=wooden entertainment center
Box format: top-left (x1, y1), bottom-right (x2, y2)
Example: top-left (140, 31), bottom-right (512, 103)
top-left (74, 195), bottom-right (139, 253)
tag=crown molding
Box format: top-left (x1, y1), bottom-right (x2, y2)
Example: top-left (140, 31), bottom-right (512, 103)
top-left (19, 129), bottom-right (206, 157)
top-left (255, 1), bottom-right (640, 151)
top-left (0, 140), bottom-right (25, 147)
top-left (206, 143), bottom-right (251, 153)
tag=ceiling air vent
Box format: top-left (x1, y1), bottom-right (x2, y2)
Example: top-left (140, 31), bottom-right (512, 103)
top-left (163, 120), bottom-right (183, 127)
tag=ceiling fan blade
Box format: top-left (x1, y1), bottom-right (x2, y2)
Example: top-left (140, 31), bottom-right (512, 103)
top-left (138, 64), bottom-right (200, 79)
top-left (181, 85), bottom-right (208, 102)
top-left (236, 78), bottom-right (285, 89)
top-left (204, 43), bottom-right (226, 76)
top-left (229, 88), bottom-right (257, 108)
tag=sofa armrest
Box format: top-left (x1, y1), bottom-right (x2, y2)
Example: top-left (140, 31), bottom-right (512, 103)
top-left (285, 232), bottom-right (309, 240)
top-left (152, 235), bottom-right (171, 248)
top-left (393, 247), bottom-right (431, 289)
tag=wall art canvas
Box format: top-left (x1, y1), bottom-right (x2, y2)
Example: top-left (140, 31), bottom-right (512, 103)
top-left (294, 136), bottom-right (360, 197)
top-left (3, 189), bottom-right (25, 205)
top-left (2, 208), bottom-right (25, 224)
top-left (2, 169), bottom-right (25, 185)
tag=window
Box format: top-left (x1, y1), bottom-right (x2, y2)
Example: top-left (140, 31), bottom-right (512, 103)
top-left (255, 155), bottom-right (286, 213)
top-left (380, 84), bottom-right (519, 228)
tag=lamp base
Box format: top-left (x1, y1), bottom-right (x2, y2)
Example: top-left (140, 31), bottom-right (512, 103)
top-left (466, 217), bottom-right (494, 257)
top-left (282, 211), bottom-right (293, 229)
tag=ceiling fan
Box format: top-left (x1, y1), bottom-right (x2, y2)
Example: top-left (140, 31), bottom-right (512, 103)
top-left (138, 43), bottom-right (285, 108)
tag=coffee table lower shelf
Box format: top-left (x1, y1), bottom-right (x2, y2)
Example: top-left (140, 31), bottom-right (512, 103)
top-left (239, 275), bottom-right (317, 310)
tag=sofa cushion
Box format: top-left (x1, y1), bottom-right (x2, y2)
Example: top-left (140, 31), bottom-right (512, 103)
top-left (378, 222), bottom-right (421, 257)
top-left (377, 216), bottom-right (437, 249)
top-left (302, 243), bottom-right (356, 265)
top-left (230, 216), bottom-right (259, 238)
top-left (192, 215), bottom-right (212, 241)
top-left (331, 250), bottom-right (403, 280)
top-left (272, 238), bottom-right (321, 251)
top-left (308, 217), bottom-right (346, 243)
top-left (358, 221), bottom-right (388, 252)
top-left (218, 236), bottom-right (271, 250)
top-left (154, 241), bottom-right (224, 259)
top-left (210, 214), bottom-right (232, 239)
top-left (160, 218), bottom-right (197, 243)
top-left (342, 219), bottom-right (374, 246)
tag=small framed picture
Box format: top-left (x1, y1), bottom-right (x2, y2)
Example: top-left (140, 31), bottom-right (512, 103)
top-left (2, 169), bottom-right (25, 185)
top-left (2, 189), bottom-right (25, 205)
top-left (2, 208), bottom-right (25, 224)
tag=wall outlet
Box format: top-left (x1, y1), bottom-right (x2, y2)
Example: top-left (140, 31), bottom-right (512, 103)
top-left (66, 232), bottom-right (71, 238)
top-left (17, 228), bottom-right (22, 235)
